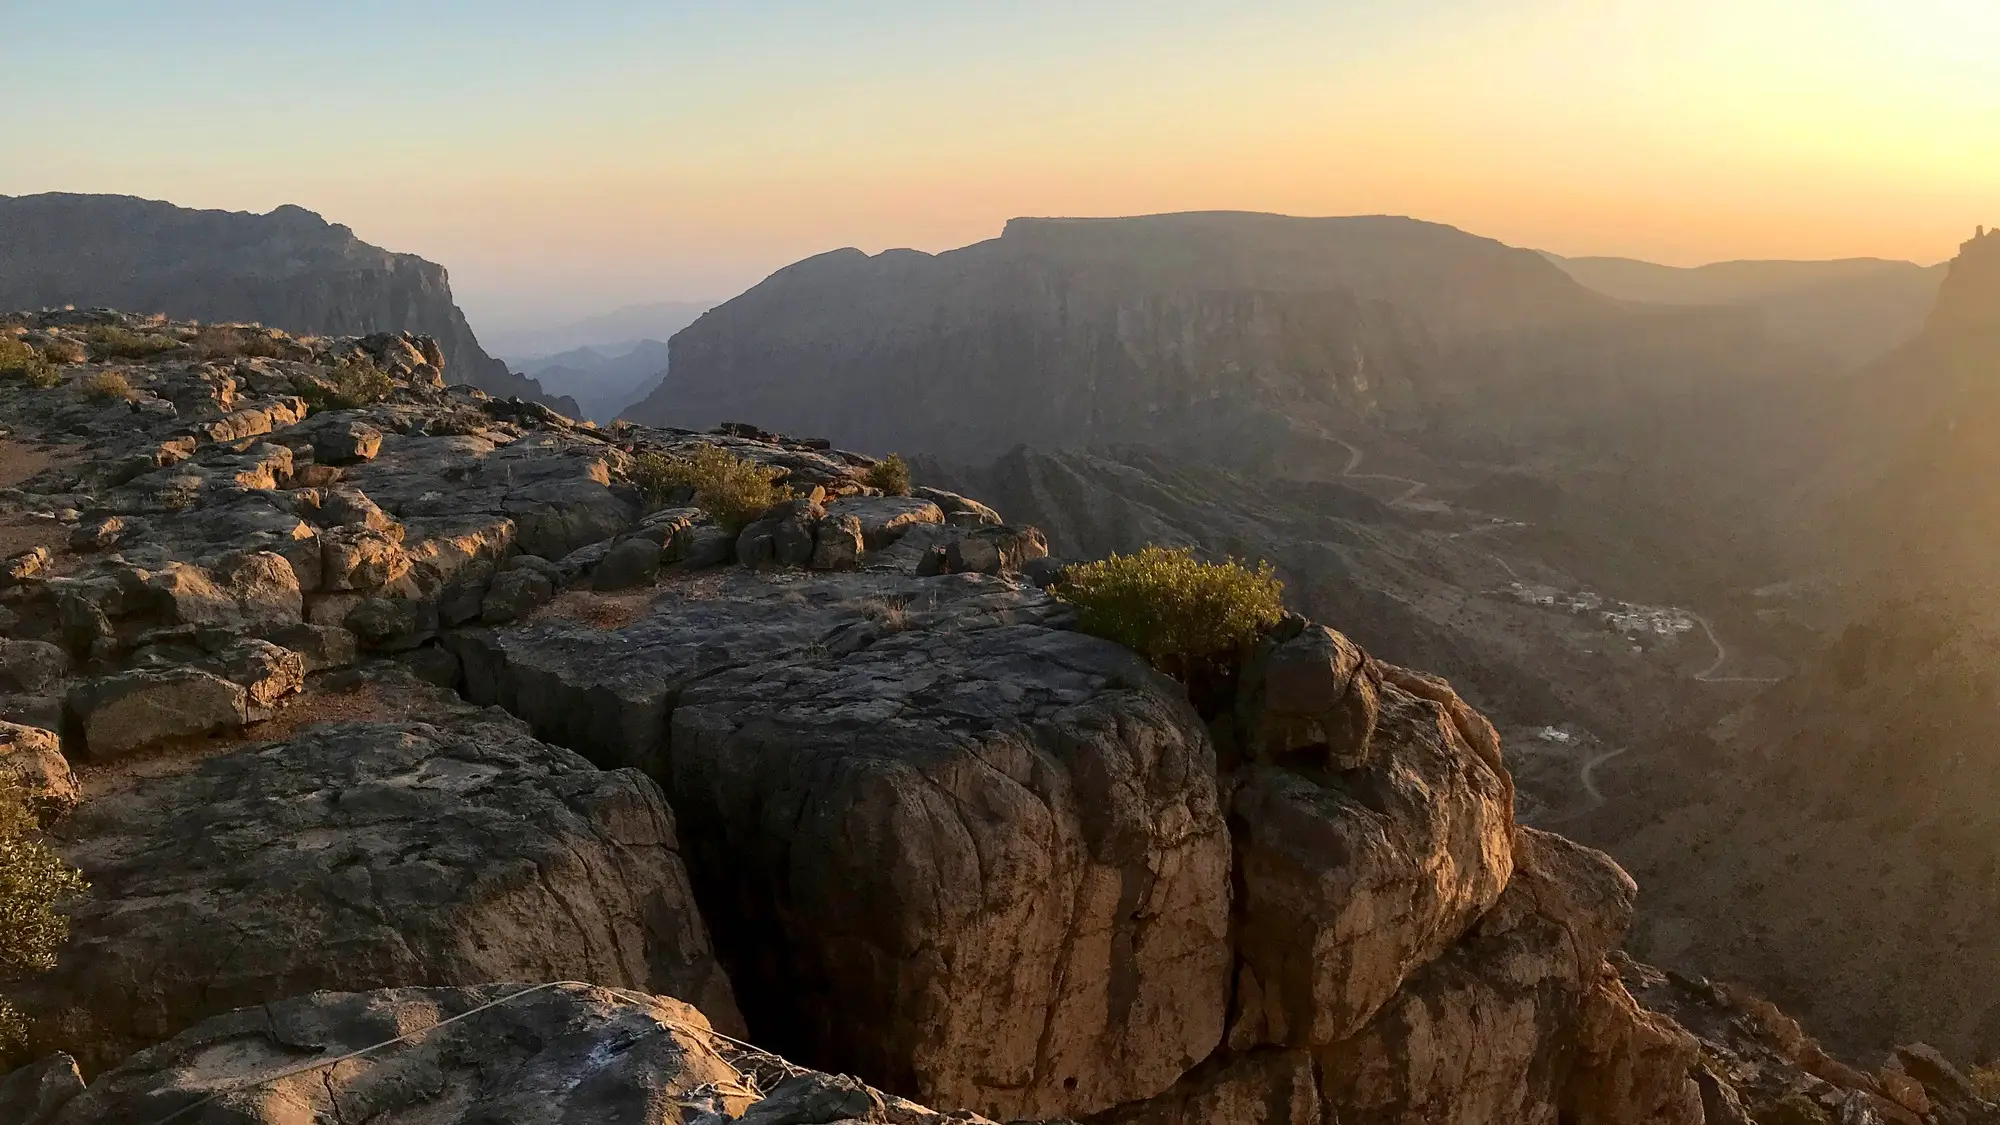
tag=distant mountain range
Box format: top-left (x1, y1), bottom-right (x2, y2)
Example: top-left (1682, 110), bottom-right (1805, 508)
top-left (626, 211), bottom-right (1814, 464)
top-left (1548, 252), bottom-right (1944, 368)
top-left (0, 193), bottom-right (577, 414)
top-left (511, 338), bottom-right (672, 423)
top-left (481, 300), bottom-right (712, 360)
top-left (622, 209), bottom-right (2000, 1063)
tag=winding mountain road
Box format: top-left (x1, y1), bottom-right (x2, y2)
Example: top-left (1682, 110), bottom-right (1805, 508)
top-left (1325, 434), bottom-right (1779, 818)
top-left (1332, 438), bottom-right (1432, 507)
top-left (1576, 744), bottom-right (1630, 811)
top-left (1691, 615), bottom-right (1783, 684)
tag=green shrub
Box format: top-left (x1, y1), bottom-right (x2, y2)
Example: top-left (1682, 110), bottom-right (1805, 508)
top-left (293, 356), bottom-right (395, 412)
top-left (629, 445), bottom-right (791, 530)
top-left (79, 370), bottom-right (133, 402)
top-left (85, 325), bottom-right (180, 360)
top-left (865, 453), bottom-right (911, 496)
top-left (0, 339), bottom-right (61, 388)
top-left (1053, 546), bottom-right (1284, 676)
top-left (0, 785), bottom-right (88, 1048)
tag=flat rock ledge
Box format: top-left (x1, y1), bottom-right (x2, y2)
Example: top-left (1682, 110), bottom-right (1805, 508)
top-left (39, 983), bottom-right (994, 1125)
top-left (16, 673), bottom-right (738, 1074)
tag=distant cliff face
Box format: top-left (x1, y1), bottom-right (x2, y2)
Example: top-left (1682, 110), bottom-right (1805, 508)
top-left (1599, 228), bottom-right (2000, 1063)
top-left (632, 212), bottom-right (1802, 465)
top-left (1549, 253), bottom-right (1945, 369)
top-left (1925, 227), bottom-right (2000, 351)
top-left (0, 193), bottom-right (577, 414)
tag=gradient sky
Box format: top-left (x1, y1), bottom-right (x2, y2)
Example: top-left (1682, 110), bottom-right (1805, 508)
top-left (4, 0), bottom-right (1996, 330)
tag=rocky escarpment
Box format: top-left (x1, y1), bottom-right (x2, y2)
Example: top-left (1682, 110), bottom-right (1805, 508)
top-left (1, 310), bottom-right (1986, 1125)
top-left (629, 211), bottom-right (1804, 473)
top-left (0, 193), bottom-right (576, 412)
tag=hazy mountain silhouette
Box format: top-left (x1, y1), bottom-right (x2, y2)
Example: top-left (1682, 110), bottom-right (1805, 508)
top-left (514, 338), bottom-right (672, 422)
top-left (0, 193), bottom-right (577, 413)
top-left (482, 300), bottom-right (711, 360)
top-left (629, 211), bottom-right (1812, 467)
top-left (1589, 227), bottom-right (2000, 1062)
top-left (1549, 252), bottom-right (1945, 368)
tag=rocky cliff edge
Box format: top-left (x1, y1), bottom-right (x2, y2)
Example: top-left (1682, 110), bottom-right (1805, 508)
top-left (0, 310), bottom-right (1985, 1125)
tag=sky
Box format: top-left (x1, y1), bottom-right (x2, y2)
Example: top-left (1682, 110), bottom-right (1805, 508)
top-left (3, 0), bottom-right (1996, 332)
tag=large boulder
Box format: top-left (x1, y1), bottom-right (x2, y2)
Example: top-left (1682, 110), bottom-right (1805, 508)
top-left (46, 984), bottom-right (996, 1125)
top-left (0, 1053), bottom-right (83, 1125)
top-left (1226, 667), bottom-right (1514, 1050)
top-left (938, 524), bottom-right (1049, 575)
top-left (0, 639), bottom-right (68, 695)
top-left (914, 486), bottom-right (1004, 527)
top-left (320, 526), bottom-right (411, 591)
top-left (453, 568), bottom-right (1234, 1120)
top-left (592, 536), bottom-right (661, 591)
top-left (1234, 619), bottom-right (1383, 770)
top-left (1315, 830), bottom-right (1701, 1125)
top-left (824, 495), bottom-right (946, 549)
top-left (18, 693), bottom-right (738, 1072)
top-left (132, 551), bottom-right (304, 631)
top-left (737, 497), bottom-right (825, 568)
top-left (204, 637), bottom-right (305, 710)
top-left (479, 566), bottom-right (555, 624)
top-left (312, 419), bottom-right (383, 464)
top-left (0, 721), bottom-right (80, 824)
top-left (810, 513), bottom-right (866, 569)
top-left (62, 668), bottom-right (248, 759)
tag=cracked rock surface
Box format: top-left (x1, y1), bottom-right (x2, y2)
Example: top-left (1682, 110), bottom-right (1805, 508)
top-left (2, 310), bottom-right (1928, 1125)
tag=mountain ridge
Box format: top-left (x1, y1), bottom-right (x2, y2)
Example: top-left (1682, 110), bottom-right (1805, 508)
top-left (0, 192), bottom-right (578, 414)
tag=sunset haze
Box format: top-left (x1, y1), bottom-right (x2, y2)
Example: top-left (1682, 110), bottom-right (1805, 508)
top-left (4, 0), bottom-right (1994, 325)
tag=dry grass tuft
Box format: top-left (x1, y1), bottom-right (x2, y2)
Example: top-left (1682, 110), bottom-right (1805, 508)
top-left (79, 370), bottom-right (134, 403)
top-left (538, 589), bottom-right (657, 630)
top-left (629, 445), bottom-right (791, 529)
top-left (192, 325), bottom-right (289, 360)
top-left (84, 325), bottom-right (180, 361)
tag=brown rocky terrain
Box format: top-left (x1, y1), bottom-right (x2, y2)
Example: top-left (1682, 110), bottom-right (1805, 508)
top-left (1583, 228), bottom-right (2000, 1066)
top-left (0, 193), bottom-right (577, 413)
top-left (629, 209), bottom-right (1830, 821)
top-left (0, 308), bottom-right (1989, 1125)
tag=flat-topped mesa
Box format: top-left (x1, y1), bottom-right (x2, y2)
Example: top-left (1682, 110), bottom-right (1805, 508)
top-left (2, 310), bottom-right (1978, 1125)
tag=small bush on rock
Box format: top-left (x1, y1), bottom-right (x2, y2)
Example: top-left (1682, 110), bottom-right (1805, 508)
top-left (192, 324), bottom-right (287, 360)
top-left (79, 370), bottom-right (134, 402)
top-left (1054, 546), bottom-right (1284, 677)
top-left (0, 339), bottom-right (61, 388)
top-left (294, 356), bottom-right (395, 412)
top-left (85, 325), bottom-right (181, 360)
top-left (865, 453), bottom-right (911, 496)
top-left (630, 445), bottom-right (791, 530)
top-left (38, 337), bottom-right (85, 365)
top-left (0, 784), bottom-right (88, 1048)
